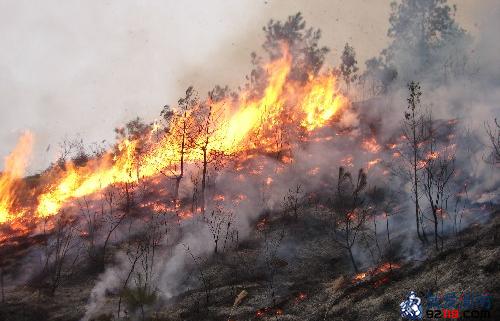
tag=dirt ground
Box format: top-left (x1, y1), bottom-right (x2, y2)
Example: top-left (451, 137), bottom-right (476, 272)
top-left (0, 210), bottom-right (498, 321)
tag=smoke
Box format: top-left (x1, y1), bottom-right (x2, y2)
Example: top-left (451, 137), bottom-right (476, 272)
top-left (1, 2), bottom-right (498, 320)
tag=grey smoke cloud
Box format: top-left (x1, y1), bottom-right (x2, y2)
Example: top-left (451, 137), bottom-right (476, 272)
top-left (4, 0), bottom-right (486, 173)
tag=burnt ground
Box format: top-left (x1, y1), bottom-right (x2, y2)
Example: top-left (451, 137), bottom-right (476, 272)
top-left (0, 208), bottom-right (498, 321)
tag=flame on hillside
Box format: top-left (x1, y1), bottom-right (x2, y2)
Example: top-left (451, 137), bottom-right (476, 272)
top-left (352, 262), bottom-right (401, 286)
top-left (0, 132), bottom-right (33, 223)
top-left (0, 46), bottom-right (348, 237)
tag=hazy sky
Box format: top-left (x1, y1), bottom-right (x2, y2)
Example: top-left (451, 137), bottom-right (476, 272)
top-left (0, 0), bottom-right (495, 173)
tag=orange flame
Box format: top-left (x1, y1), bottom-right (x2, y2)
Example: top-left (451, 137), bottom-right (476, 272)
top-left (362, 137), bottom-right (381, 153)
top-left (3, 46), bottom-right (349, 225)
top-left (0, 132), bottom-right (34, 223)
top-left (352, 262), bottom-right (401, 283)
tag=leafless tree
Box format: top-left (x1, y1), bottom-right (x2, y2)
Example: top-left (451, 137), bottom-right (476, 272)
top-left (77, 196), bottom-right (101, 268)
top-left (399, 81), bottom-right (428, 243)
top-left (114, 116), bottom-right (151, 188)
top-left (191, 94), bottom-right (226, 213)
top-left (184, 244), bottom-right (212, 308)
top-left (260, 217), bottom-right (286, 307)
top-left (421, 115), bottom-right (456, 251)
top-left (117, 242), bottom-right (144, 319)
top-left (118, 214), bottom-right (163, 320)
top-left (53, 137), bottom-right (88, 170)
top-left (37, 212), bottom-right (79, 296)
top-left (485, 118), bottom-right (500, 165)
top-left (282, 184), bottom-right (304, 220)
top-left (331, 167), bottom-right (369, 273)
top-left (160, 86), bottom-right (198, 202)
top-left (365, 186), bottom-right (402, 267)
top-left (203, 205), bottom-right (235, 254)
top-left (189, 171), bottom-right (201, 214)
top-left (0, 263), bottom-right (4, 303)
top-left (97, 185), bottom-right (127, 269)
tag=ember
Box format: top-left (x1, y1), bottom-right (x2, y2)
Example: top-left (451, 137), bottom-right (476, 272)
top-left (256, 218), bottom-right (268, 231)
top-left (362, 137), bottom-right (381, 153)
top-left (295, 292), bottom-right (307, 302)
top-left (352, 262), bottom-right (401, 284)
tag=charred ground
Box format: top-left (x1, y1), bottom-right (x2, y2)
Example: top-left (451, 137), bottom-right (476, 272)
top-left (0, 203), bottom-right (498, 321)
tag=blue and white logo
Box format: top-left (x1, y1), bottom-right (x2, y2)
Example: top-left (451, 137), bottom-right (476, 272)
top-left (400, 291), bottom-right (423, 320)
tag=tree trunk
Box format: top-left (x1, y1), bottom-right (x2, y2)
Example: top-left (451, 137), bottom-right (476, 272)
top-left (433, 209), bottom-right (439, 251)
top-left (201, 146), bottom-right (208, 213)
top-left (1, 266), bottom-right (4, 303)
top-left (174, 176), bottom-right (181, 201)
top-left (347, 246), bottom-right (359, 273)
top-left (174, 126), bottom-right (186, 202)
top-left (411, 110), bottom-right (425, 243)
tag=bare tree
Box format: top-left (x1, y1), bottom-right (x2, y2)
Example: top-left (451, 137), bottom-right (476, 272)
top-left (117, 243), bottom-right (144, 318)
top-left (260, 217), bottom-right (286, 308)
top-left (365, 186), bottom-right (402, 267)
top-left (36, 212), bottom-right (79, 296)
top-left (485, 118), bottom-right (500, 164)
top-left (0, 260), bottom-right (4, 303)
top-left (54, 137), bottom-right (89, 170)
top-left (100, 186), bottom-right (126, 269)
top-left (184, 244), bottom-right (212, 308)
top-left (160, 86), bottom-right (198, 202)
top-left (119, 214), bottom-right (163, 320)
top-left (191, 93), bottom-right (227, 213)
top-left (77, 196), bottom-right (101, 269)
top-left (421, 114), bottom-right (456, 251)
top-left (331, 167), bottom-right (369, 273)
top-left (203, 205), bottom-right (235, 254)
top-left (400, 81), bottom-right (428, 242)
top-left (282, 184), bottom-right (304, 220)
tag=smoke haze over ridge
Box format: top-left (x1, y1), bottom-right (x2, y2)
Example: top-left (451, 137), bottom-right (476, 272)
top-left (0, 0), bottom-right (495, 173)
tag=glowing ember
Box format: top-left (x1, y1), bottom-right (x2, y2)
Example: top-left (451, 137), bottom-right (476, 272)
top-left (307, 167), bottom-right (320, 175)
top-left (367, 158), bottom-right (381, 170)
top-left (213, 194), bottom-right (225, 202)
top-left (352, 262), bottom-right (401, 284)
top-left (362, 137), bottom-right (381, 153)
top-left (426, 151), bottom-right (439, 160)
top-left (295, 292), bottom-right (307, 302)
top-left (387, 143), bottom-right (397, 149)
top-left (178, 210), bottom-right (194, 220)
top-left (281, 155), bottom-right (293, 164)
top-left (341, 155), bottom-right (354, 167)
top-left (353, 272), bottom-right (368, 282)
top-left (256, 217), bottom-right (268, 231)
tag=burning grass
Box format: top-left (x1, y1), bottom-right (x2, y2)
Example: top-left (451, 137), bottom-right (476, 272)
top-left (0, 44), bottom-right (352, 244)
top-left (352, 262), bottom-right (401, 286)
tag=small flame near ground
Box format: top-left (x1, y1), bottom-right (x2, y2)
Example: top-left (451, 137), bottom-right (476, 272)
top-left (352, 262), bottom-right (401, 287)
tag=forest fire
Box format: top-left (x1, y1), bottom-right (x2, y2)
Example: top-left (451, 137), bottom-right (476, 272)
top-left (0, 45), bottom-right (349, 240)
top-left (0, 2), bottom-right (497, 321)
